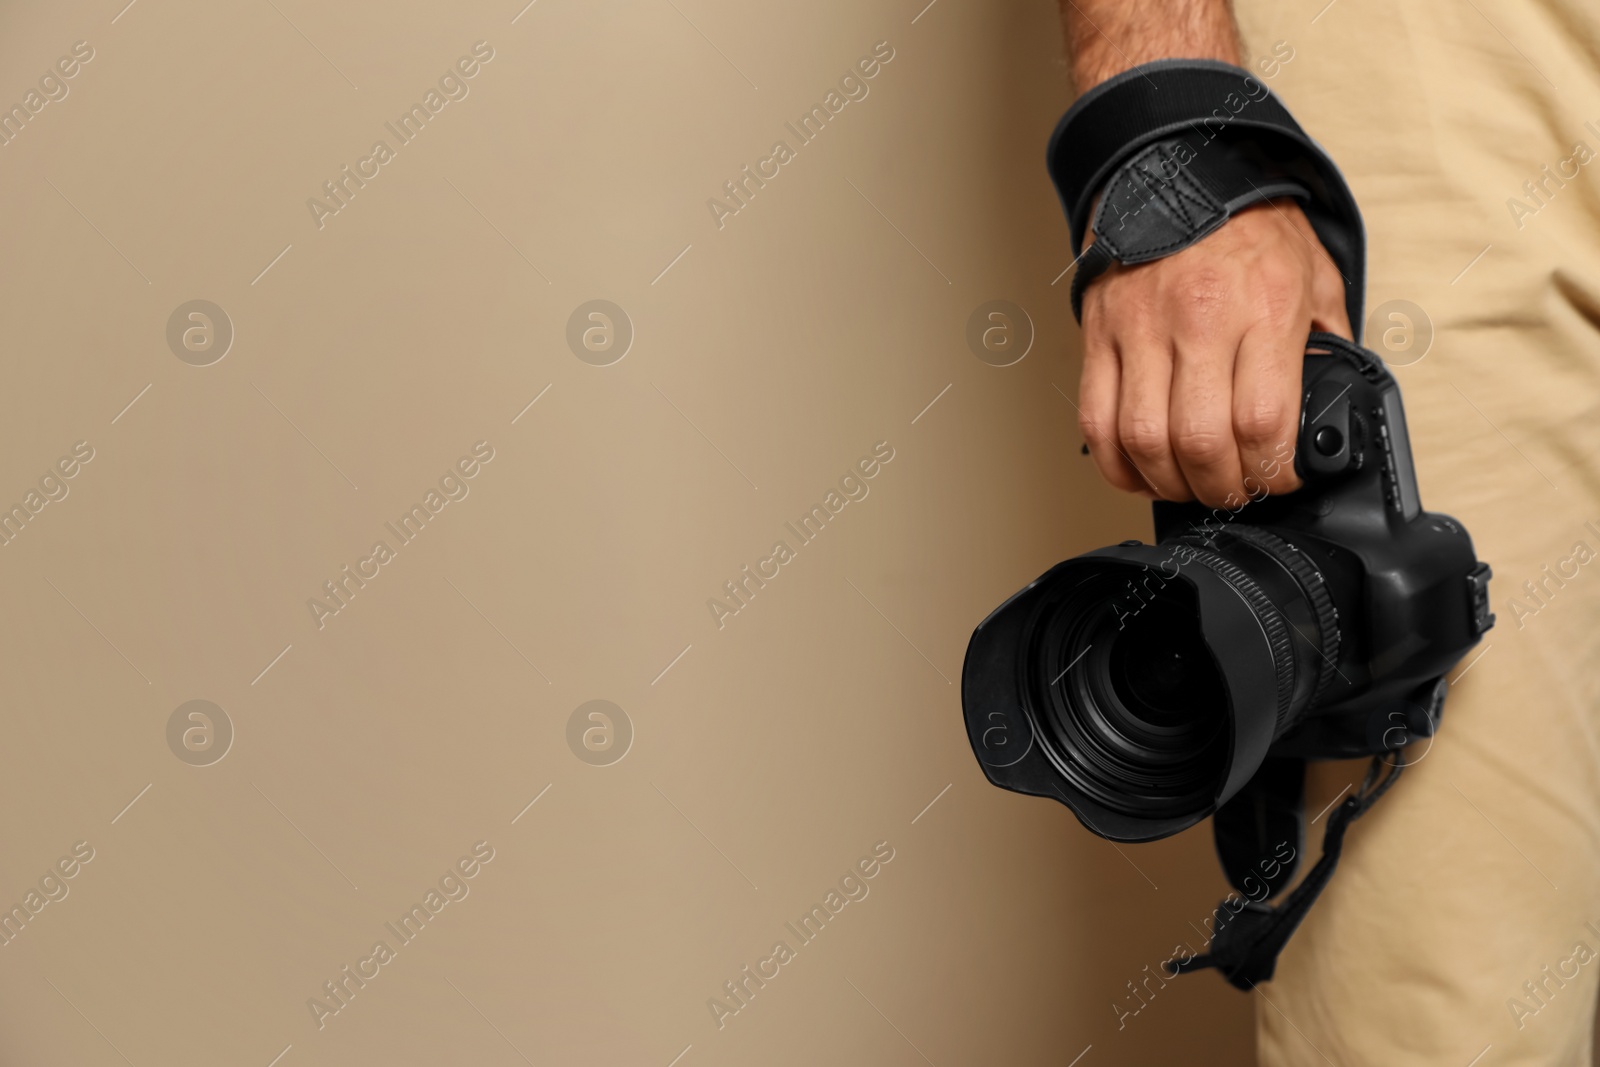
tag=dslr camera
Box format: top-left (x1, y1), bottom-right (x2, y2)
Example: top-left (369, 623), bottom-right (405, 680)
top-left (960, 334), bottom-right (1494, 977)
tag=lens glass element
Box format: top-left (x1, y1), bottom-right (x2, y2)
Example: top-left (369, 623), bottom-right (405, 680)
top-left (1108, 595), bottom-right (1228, 724)
top-left (1031, 570), bottom-right (1230, 820)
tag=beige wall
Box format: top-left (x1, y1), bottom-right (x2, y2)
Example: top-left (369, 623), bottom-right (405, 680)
top-left (0, 2), bottom-right (1255, 1064)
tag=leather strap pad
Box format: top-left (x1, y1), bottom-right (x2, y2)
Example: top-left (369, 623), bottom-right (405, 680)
top-left (1070, 135), bottom-right (1309, 319)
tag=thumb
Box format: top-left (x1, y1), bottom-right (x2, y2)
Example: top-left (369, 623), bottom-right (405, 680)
top-left (1310, 259), bottom-right (1354, 342)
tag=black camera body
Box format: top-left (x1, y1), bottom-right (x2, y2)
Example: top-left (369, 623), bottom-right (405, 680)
top-left (962, 334), bottom-right (1494, 848)
top-left (1153, 335), bottom-right (1496, 761)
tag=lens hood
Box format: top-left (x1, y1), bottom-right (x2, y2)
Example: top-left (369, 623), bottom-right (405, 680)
top-left (962, 542), bottom-right (1290, 843)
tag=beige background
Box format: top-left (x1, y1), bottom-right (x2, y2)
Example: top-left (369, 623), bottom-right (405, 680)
top-left (10, 1), bottom-right (1590, 1065)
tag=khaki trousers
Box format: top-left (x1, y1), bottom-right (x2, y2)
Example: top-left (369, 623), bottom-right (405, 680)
top-left (1236, 1), bottom-right (1600, 1063)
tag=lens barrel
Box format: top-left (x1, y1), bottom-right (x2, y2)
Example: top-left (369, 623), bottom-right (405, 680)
top-left (962, 526), bottom-right (1338, 842)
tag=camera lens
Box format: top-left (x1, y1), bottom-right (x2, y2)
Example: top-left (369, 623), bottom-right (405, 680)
top-left (1031, 576), bottom-right (1231, 821)
top-left (970, 526), bottom-right (1340, 838)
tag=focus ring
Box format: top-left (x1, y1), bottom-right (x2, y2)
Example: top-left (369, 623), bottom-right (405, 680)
top-left (1215, 526), bottom-right (1342, 703)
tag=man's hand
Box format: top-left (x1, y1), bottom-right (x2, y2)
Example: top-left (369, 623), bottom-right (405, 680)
top-left (1076, 200), bottom-right (1352, 507)
top-left (1058, 0), bottom-right (1353, 507)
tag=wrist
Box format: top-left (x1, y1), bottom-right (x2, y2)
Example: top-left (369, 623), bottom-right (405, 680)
top-left (1063, 5), bottom-right (1242, 93)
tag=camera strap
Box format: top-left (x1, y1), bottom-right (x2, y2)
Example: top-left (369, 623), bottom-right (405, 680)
top-left (1069, 136), bottom-right (1310, 322)
top-left (1171, 751), bottom-right (1406, 989)
top-left (1047, 59), bottom-right (1366, 336)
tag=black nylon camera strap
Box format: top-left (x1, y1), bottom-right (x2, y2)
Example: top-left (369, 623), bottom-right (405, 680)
top-left (1172, 752), bottom-right (1406, 989)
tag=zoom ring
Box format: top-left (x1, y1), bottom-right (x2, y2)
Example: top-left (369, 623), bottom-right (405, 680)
top-left (1174, 540), bottom-right (1297, 730)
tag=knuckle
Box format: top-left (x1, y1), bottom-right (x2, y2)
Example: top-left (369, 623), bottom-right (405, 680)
top-left (1251, 273), bottom-right (1304, 325)
top-left (1099, 293), bottom-right (1154, 342)
top-left (1252, 253), bottom-right (1303, 295)
top-left (1120, 417), bottom-right (1169, 459)
top-left (1172, 423), bottom-right (1230, 464)
top-left (1234, 400), bottom-right (1291, 448)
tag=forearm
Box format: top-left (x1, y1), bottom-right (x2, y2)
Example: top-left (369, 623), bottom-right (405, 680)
top-left (1058, 0), bottom-right (1241, 93)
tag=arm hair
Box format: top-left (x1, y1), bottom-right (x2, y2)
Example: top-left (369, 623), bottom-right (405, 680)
top-left (1058, 0), bottom-right (1242, 92)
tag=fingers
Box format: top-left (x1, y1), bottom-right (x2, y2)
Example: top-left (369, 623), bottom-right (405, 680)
top-left (1117, 337), bottom-right (1192, 501)
top-left (1071, 199), bottom-right (1343, 505)
top-left (1076, 333), bottom-right (1149, 495)
top-left (1168, 339), bottom-right (1246, 507)
top-left (1233, 322), bottom-right (1305, 496)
